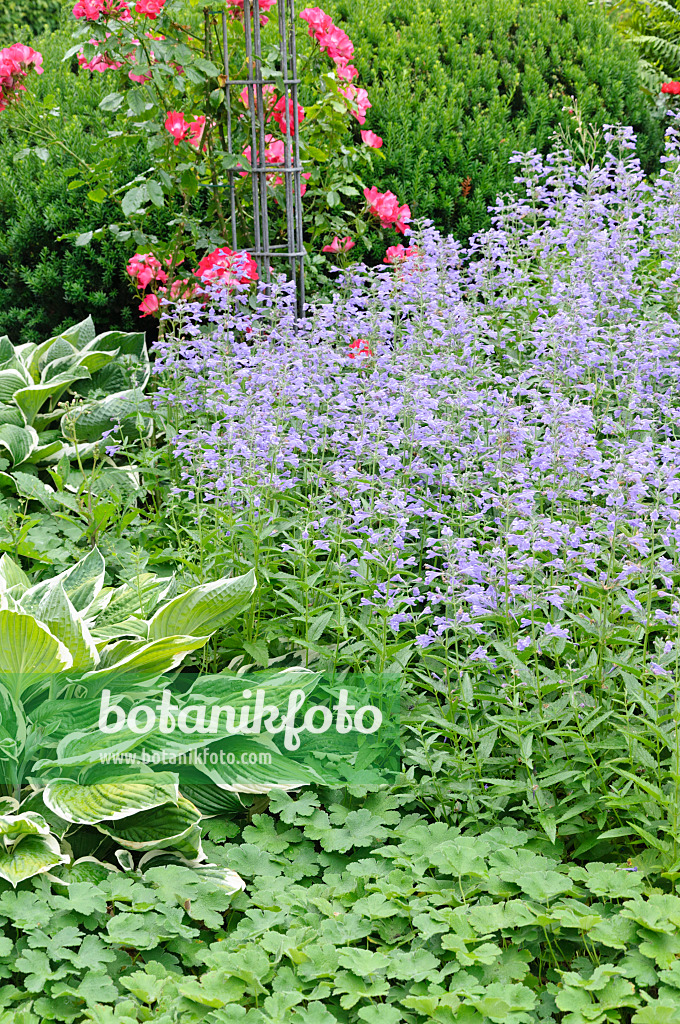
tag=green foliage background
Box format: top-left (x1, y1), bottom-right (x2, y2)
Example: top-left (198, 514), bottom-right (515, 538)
top-left (0, 0), bottom-right (63, 44)
top-left (327, 0), bottom-right (666, 256)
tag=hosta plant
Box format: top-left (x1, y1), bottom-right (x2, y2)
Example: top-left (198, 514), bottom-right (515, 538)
top-left (0, 314), bottom-right (149, 502)
top-left (0, 547), bottom-right (322, 885)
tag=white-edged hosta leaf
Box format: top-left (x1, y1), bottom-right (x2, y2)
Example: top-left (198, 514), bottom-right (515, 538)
top-left (33, 725), bottom-right (148, 771)
top-left (188, 667), bottom-right (320, 710)
top-left (138, 851), bottom-right (245, 893)
top-left (0, 554), bottom-right (29, 593)
top-left (0, 336), bottom-right (15, 367)
top-left (0, 832), bottom-right (68, 886)
top-left (31, 695), bottom-right (117, 741)
top-left (0, 402), bottom-right (26, 427)
top-left (191, 737), bottom-right (325, 793)
top-left (61, 388), bottom-right (150, 442)
top-left (0, 368), bottom-right (30, 403)
top-left (91, 573), bottom-right (175, 630)
top-left (21, 547), bottom-right (106, 615)
top-left (13, 369), bottom-right (91, 425)
top-left (0, 810), bottom-right (50, 839)
top-left (25, 439), bottom-right (63, 463)
top-left (43, 776), bottom-right (179, 824)
top-left (0, 680), bottom-right (26, 751)
top-left (147, 569), bottom-right (256, 641)
top-left (90, 618), bottom-right (148, 641)
top-left (36, 582), bottom-right (99, 672)
top-left (96, 796), bottom-right (201, 851)
top-left (0, 610), bottom-right (72, 697)
top-left (77, 634), bottom-right (209, 694)
top-left (88, 330), bottom-right (146, 359)
top-left (73, 350), bottom-right (117, 375)
top-left (0, 424), bottom-right (38, 466)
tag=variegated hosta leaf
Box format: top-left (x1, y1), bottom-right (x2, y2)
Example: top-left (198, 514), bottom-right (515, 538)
top-left (31, 696), bottom-right (117, 742)
top-left (0, 811), bottom-right (50, 840)
top-left (0, 681), bottom-right (26, 752)
top-left (0, 554), bottom-right (29, 594)
top-left (0, 368), bottom-right (30, 403)
top-left (32, 725), bottom-right (147, 771)
top-left (49, 856), bottom-right (119, 888)
top-left (0, 610), bottom-right (73, 697)
top-left (0, 423), bottom-right (38, 466)
top-left (36, 582), bottom-right (99, 673)
top-left (138, 850), bottom-right (246, 894)
top-left (61, 388), bottom-right (150, 443)
top-left (0, 831), bottom-right (69, 886)
top-left (14, 368), bottom-right (92, 425)
top-left (43, 775), bottom-right (179, 824)
top-left (88, 574), bottom-right (175, 630)
top-left (147, 569), bottom-right (257, 641)
top-left (21, 547), bottom-right (106, 615)
top-left (96, 796), bottom-right (201, 851)
top-left (187, 667), bottom-right (321, 711)
top-left (76, 634), bottom-right (210, 695)
top-left (190, 737), bottom-right (326, 794)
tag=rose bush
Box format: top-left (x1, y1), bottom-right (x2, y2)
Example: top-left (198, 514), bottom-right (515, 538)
top-left (0, 0), bottom-right (412, 315)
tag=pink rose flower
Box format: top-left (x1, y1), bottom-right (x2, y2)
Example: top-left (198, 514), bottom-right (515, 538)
top-left (187, 115), bottom-right (207, 150)
top-left (0, 43), bottom-right (44, 112)
top-left (348, 337), bottom-right (373, 359)
top-left (270, 95), bottom-right (305, 133)
top-left (322, 236), bottom-right (355, 253)
top-left (135, 0), bottom-right (165, 18)
top-left (360, 129), bottom-right (382, 148)
top-left (364, 186), bottom-right (411, 233)
top-left (165, 110), bottom-right (189, 144)
top-left (299, 6), bottom-right (334, 42)
top-left (339, 84), bottom-right (370, 124)
top-left (127, 252), bottom-right (167, 288)
top-left (384, 244), bottom-right (419, 264)
top-left (139, 293), bottom-right (160, 315)
top-left (195, 247), bottom-right (259, 287)
top-left (336, 63), bottom-right (358, 81)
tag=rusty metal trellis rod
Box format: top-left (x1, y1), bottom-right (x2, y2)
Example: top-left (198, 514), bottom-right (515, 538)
top-left (219, 0), bottom-right (305, 317)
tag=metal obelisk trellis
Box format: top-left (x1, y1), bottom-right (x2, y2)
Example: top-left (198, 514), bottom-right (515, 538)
top-left (220, 0), bottom-right (305, 316)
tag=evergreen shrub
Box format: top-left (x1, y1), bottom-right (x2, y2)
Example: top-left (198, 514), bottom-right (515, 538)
top-left (327, 0), bottom-right (665, 252)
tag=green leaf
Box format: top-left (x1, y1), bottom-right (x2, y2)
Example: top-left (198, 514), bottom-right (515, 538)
top-left (99, 91), bottom-right (124, 112)
top-left (13, 370), bottom-right (91, 425)
top-left (0, 424), bottom-right (37, 466)
top-left (146, 180), bottom-right (164, 207)
top-left (43, 776), bottom-right (179, 824)
top-left (0, 368), bottom-right (30, 402)
top-left (0, 832), bottom-right (68, 886)
top-left (21, 547), bottom-right (106, 615)
top-left (78, 634), bottom-right (210, 695)
top-left (0, 610), bottom-right (72, 697)
top-left (180, 168), bottom-right (199, 196)
top-left (0, 553), bottom-right (29, 592)
top-left (121, 186), bottom-right (147, 216)
top-left (36, 582), bottom-right (99, 672)
top-left (95, 796), bottom-right (201, 850)
top-left (147, 568), bottom-right (256, 641)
